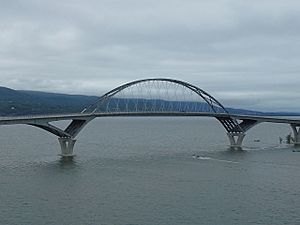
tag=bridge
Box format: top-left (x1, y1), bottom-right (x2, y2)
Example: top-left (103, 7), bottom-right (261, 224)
top-left (1, 78), bottom-right (300, 157)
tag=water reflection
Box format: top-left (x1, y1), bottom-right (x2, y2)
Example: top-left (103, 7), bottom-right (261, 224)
top-left (227, 146), bottom-right (244, 152)
top-left (227, 147), bottom-right (246, 153)
top-left (58, 156), bottom-right (77, 169)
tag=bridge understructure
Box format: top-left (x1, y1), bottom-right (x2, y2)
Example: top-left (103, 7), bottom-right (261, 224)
top-left (216, 117), bottom-right (259, 150)
top-left (291, 124), bottom-right (300, 146)
top-left (0, 78), bottom-right (300, 157)
top-left (14, 115), bottom-right (95, 157)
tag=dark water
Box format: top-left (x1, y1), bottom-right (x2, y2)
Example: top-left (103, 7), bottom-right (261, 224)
top-left (0, 118), bottom-right (300, 225)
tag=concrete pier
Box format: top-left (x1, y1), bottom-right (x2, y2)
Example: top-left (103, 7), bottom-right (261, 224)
top-left (227, 133), bottom-right (245, 150)
top-left (291, 124), bottom-right (300, 146)
top-left (58, 137), bottom-right (76, 157)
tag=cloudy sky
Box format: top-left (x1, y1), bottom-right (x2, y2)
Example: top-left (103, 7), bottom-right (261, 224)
top-left (1, 0), bottom-right (300, 111)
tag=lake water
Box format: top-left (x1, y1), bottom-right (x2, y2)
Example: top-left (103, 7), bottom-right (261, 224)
top-left (0, 117), bottom-right (300, 225)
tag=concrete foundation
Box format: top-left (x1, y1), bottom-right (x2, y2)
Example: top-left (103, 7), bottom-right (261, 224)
top-left (291, 124), bottom-right (300, 146)
top-left (58, 138), bottom-right (76, 157)
top-left (227, 133), bottom-right (245, 150)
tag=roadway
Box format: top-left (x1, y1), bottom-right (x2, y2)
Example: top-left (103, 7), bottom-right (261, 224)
top-left (0, 112), bottom-right (300, 126)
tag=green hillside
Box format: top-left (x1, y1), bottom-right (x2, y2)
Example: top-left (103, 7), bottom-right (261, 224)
top-left (0, 87), bottom-right (98, 116)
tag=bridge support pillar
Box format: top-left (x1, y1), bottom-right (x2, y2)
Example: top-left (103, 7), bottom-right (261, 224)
top-left (291, 124), bottom-right (300, 146)
top-left (58, 138), bottom-right (76, 157)
top-left (227, 133), bottom-right (245, 150)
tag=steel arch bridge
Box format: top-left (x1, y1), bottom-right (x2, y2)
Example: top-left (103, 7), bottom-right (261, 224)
top-left (1, 78), bottom-right (300, 157)
top-left (82, 78), bottom-right (244, 135)
top-left (84, 78), bottom-right (229, 114)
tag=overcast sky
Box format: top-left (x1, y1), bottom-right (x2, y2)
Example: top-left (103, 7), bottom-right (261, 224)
top-left (1, 0), bottom-right (300, 111)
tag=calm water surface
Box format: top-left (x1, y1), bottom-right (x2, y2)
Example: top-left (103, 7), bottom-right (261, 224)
top-left (0, 117), bottom-right (300, 225)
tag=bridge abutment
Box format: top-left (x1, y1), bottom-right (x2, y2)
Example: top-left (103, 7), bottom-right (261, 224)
top-left (227, 133), bottom-right (245, 150)
top-left (58, 137), bottom-right (76, 157)
top-left (291, 124), bottom-right (300, 146)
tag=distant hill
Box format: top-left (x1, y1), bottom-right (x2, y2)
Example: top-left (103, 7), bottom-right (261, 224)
top-left (0, 86), bottom-right (97, 116)
top-left (0, 86), bottom-right (299, 116)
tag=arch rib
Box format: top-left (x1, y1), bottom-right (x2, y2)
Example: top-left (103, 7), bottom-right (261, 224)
top-left (83, 78), bottom-right (229, 114)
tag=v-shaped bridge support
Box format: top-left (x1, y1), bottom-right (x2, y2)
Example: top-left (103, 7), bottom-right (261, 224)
top-left (216, 116), bottom-right (259, 149)
top-left (28, 116), bottom-right (95, 157)
top-left (291, 124), bottom-right (300, 146)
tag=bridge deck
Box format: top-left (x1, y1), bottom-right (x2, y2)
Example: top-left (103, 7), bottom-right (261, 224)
top-left (0, 112), bottom-right (299, 126)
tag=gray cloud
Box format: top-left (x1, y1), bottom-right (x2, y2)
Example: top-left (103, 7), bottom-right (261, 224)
top-left (1, 0), bottom-right (300, 111)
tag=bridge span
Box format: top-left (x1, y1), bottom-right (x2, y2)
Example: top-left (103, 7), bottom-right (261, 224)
top-left (0, 78), bottom-right (299, 157)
